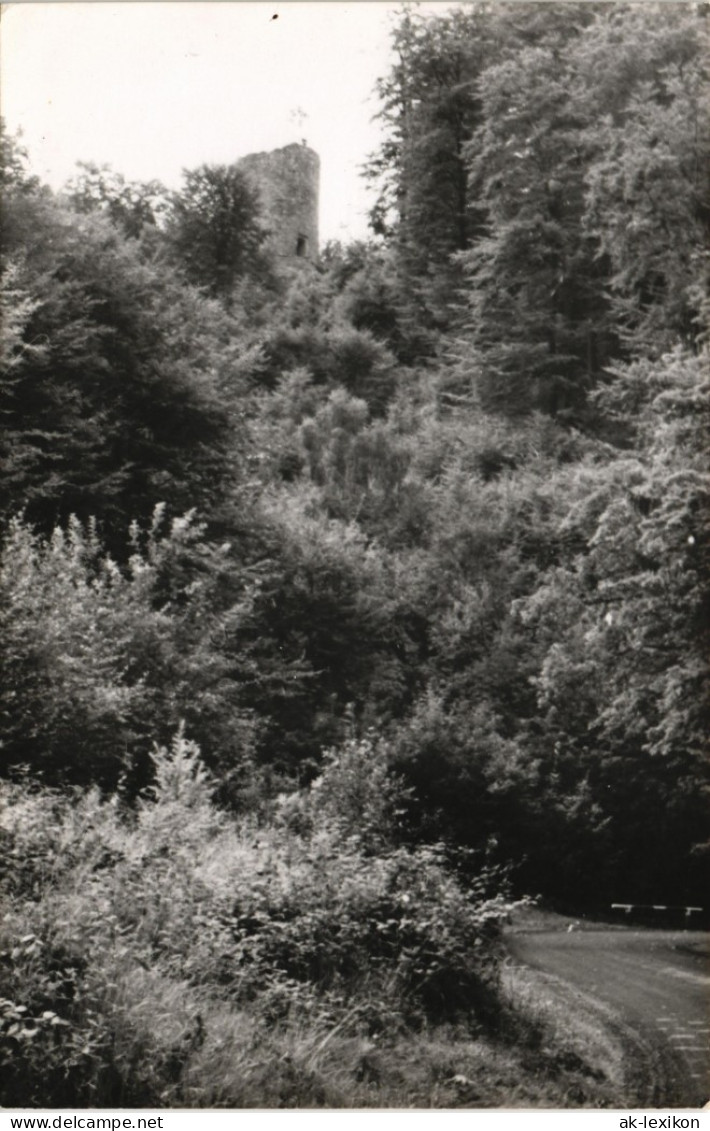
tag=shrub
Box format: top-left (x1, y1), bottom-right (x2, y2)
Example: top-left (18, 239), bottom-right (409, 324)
top-left (0, 732), bottom-right (513, 1105)
top-left (0, 511), bottom-right (257, 793)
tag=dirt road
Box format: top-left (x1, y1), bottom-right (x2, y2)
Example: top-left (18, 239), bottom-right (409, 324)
top-left (507, 928), bottom-right (710, 1108)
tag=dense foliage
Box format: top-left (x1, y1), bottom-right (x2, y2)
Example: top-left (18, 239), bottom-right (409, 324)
top-left (1, 2), bottom-right (709, 1106)
top-left (0, 733), bottom-right (514, 1106)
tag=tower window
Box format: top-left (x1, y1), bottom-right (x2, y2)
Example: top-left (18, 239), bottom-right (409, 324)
top-left (296, 234), bottom-right (308, 257)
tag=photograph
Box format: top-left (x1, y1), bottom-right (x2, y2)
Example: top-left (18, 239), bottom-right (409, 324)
top-left (1, 0), bottom-right (708, 1113)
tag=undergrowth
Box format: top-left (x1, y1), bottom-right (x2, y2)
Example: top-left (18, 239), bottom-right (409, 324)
top-left (1, 731), bottom-right (608, 1107)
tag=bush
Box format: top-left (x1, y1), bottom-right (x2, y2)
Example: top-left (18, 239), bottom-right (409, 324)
top-left (0, 511), bottom-right (257, 793)
top-left (0, 732), bottom-right (513, 1105)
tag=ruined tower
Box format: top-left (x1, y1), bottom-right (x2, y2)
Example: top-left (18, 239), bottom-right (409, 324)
top-left (237, 141), bottom-right (319, 264)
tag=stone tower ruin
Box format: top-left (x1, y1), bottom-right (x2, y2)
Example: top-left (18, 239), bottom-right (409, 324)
top-left (237, 141), bottom-right (319, 264)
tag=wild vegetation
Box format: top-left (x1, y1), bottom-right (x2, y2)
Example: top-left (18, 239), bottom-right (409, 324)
top-left (1, 1), bottom-right (708, 1107)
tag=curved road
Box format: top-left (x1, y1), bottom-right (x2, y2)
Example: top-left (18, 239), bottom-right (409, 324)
top-left (507, 929), bottom-right (710, 1108)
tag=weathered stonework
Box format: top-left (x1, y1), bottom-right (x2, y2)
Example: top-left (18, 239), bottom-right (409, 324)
top-left (237, 142), bottom-right (319, 264)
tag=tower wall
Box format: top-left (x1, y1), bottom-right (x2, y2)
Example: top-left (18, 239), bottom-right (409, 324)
top-left (237, 142), bottom-right (319, 263)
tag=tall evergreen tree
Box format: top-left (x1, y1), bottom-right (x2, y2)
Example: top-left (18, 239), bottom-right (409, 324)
top-left (365, 6), bottom-right (494, 335)
top-left (581, 6), bottom-right (710, 357)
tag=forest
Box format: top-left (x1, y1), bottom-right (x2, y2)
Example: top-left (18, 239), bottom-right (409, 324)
top-left (1, 2), bottom-right (708, 1108)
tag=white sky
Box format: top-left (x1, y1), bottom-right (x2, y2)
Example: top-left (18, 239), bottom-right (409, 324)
top-left (0, 2), bottom-right (451, 243)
